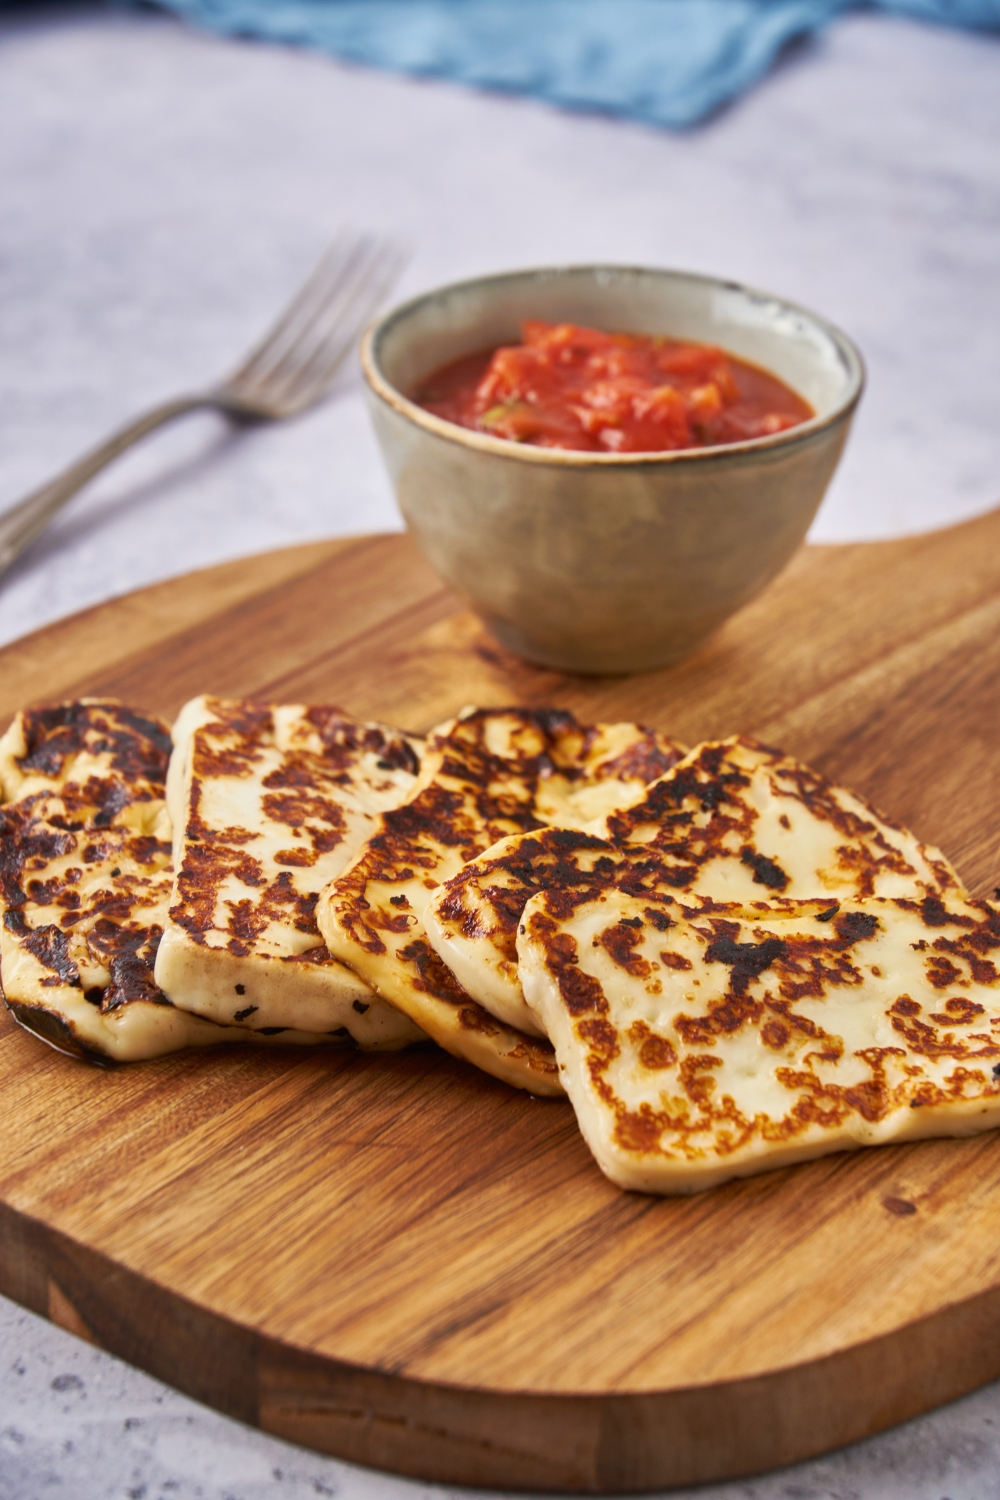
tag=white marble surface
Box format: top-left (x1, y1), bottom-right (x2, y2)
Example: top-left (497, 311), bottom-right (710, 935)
top-left (2, 5), bottom-right (1000, 1497)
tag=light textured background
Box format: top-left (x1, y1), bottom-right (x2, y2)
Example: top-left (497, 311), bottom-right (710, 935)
top-left (2, 5), bottom-right (1000, 1497)
top-left (1, 3), bottom-right (1000, 649)
top-left (8, 1286), bottom-right (1000, 1500)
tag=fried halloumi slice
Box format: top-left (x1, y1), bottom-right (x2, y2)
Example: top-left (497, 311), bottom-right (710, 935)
top-left (0, 699), bottom-right (174, 816)
top-left (0, 704), bottom-right (332, 1063)
top-left (526, 717), bottom-right (686, 830)
top-left (154, 696), bottom-right (427, 1048)
top-left (424, 736), bottom-right (964, 1037)
top-left (425, 829), bottom-right (688, 1037)
top-left (518, 888), bottom-right (1000, 1194)
top-left (316, 708), bottom-right (685, 1093)
top-left (607, 736), bottom-right (965, 901)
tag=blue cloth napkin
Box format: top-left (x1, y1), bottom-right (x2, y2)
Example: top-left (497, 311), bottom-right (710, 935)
top-left (136, 0), bottom-right (1000, 128)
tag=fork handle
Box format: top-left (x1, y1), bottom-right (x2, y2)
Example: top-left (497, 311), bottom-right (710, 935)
top-left (0, 394), bottom-right (218, 578)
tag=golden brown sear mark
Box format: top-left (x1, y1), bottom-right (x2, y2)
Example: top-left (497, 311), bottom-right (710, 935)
top-left (320, 707), bottom-right (682, 1094)
top-left (0, 703), bottom-right (195, 1057)
top-left (518, 888), bottom-right (1000, 1194)
top-left (155, 696), bottom-right (425, 1049)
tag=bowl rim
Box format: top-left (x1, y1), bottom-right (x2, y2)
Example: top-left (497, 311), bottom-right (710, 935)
top-left (360, 263), bottom-right (866, 468)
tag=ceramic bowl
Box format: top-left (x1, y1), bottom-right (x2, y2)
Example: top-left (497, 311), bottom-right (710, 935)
top-left (361, 265), bottom-right (864, 674)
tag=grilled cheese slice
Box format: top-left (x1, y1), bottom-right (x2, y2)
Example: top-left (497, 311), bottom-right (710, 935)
top-left (607, 736), bottom-right (964, 901)
top-left (0, 702), bottom-right (331, 1062)
top-left (526, 718), bottom-right (685, 830)
top-left (518, 888), bottom-right (1000, 1194)
top-left (425, 829), bottom-right (688, 1036)
top-left (425, 737), bottom-right (965, 1036)
top-left (0, 699), bottom-right (173, 827)
top-left (154, 697), bottom-right (427, 1048)
top-left (317, 709), bottom-right (684, 1093)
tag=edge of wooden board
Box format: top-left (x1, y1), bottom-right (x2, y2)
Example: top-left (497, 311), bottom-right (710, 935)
top-left (2, 511), bottom-right (1000, 1492)
top-left (3, 1196), bottom-right (1000, 1492)
top-left (0, 535), bottom-right (367, 724)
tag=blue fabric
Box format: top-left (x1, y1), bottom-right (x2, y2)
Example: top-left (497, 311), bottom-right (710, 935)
top-left (133, 0), bottom-right (1000, 128)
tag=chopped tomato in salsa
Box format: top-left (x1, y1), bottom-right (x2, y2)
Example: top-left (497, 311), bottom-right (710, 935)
top-left (412, 320), bottom-right (812, 453)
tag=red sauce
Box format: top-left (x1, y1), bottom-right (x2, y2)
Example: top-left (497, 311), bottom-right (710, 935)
top-left (412, 320), bottom-right (813, 454)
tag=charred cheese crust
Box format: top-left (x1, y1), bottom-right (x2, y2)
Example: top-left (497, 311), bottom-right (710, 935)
top-left (425, 829), bottom-right (696, 1036)
top-left (0, 702), bottom-right (331, 1063)
top-left (423, 736), bottom-right (964, 1038)
top-left (0, 699), bottom-right (173, 809)
top-left (519, 889), bottom-right (1000, 1194)
top-left (527, 718), bottom-right (685, 829)
top-left (607, 736), bottom-right (965, 901)
top-left (154, 696), bottom-right (427, 1049)
top-left (317, 709), bottom-right (684, 1093)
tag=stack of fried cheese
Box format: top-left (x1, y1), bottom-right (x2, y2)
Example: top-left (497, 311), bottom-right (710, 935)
top-left (422, 735), bottom-right (966, 1034)
top-left (0, 700), bottom-right (281, 1062)
top-left (0, 697), bottom-right (426, 1061)
top-left (0, 698), bottom-right (682, 1074)
top-left (316, 708), bottom-right (685, 1093)
top-left (413, 733), bottom-right (1000, 1193)
top-left (5, 698), bottom-right (998, 1201)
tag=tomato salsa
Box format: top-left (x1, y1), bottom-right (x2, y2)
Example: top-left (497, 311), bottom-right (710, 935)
top-left (412, 320), bottom-right (813, 454)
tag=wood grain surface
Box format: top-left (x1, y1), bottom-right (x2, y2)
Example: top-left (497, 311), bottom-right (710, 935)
top-left (2, 513), bottom-right (1000, 1492)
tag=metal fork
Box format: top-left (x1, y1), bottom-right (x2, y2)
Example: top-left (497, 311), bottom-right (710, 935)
top-left (0, 232), bottom-right (407, 579)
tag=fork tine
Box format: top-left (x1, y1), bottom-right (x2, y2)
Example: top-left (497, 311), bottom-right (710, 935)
top-left (289, 246), bottom-right (409, 402)
top-left (227, 232), bottom-right (371, 389)
top-left (262, 241), bottom-right (407, 410)
top-left (261, 237), bottom-right (388, 384)
top-left (219, 230), bottom-right (407, 418)
top-left (0, 229), bottom-right (408, 581)
top-left (248, 239), bottom-right (382, 398)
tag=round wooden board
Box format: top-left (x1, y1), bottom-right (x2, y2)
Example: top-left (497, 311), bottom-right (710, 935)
top-left (2, 516), bottom-right (1000, 1493)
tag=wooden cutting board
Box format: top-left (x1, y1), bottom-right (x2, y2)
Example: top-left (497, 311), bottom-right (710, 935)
top-left (2, 512), bottom-right (1000, 1493)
